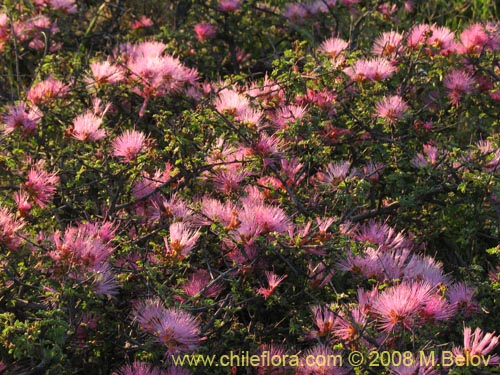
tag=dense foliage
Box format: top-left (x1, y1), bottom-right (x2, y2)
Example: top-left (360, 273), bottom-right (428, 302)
top-left (0, 0), bottom-right (500, 374)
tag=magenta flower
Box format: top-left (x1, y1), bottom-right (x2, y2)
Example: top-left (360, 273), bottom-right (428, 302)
top-left (180, 269), bottom-right (223, 299)
top-left (452, 326), bottom-right (500, 365)
top-left (375, 95), bottom-right (409, 124)
top-left (308, 305), bottom-right (336, 339)
top-left (112, 129), bottom-right (148, 162)
top-left (130, 16), bottom-right (153, 30)
top-left (218, 0), bottom-right (241, 12)
top-left (443, 69), bottom-right (475, 106)
top-left (24, 163), bottom-right (59, 208)
top-left (133, 298), bottom-right (200, 354)
top-left (71, 111), bottom-right (106, 141)
top-left (46, 0), bottom-right (77, 13)
top-left (194, 23), bottom-right (217, 42)
top-left (256, 271), bottom-right (287, 299)
top-left (13, 190), bottom-right (31, 216)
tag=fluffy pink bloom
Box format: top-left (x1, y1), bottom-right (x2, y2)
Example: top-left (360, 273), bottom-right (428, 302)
top-left (214, 88), bottom-right (250, 117)
top-left (298, 344), bottom-right (350, 375)
top-left (348, 220), bottom-right (410, 251)
top-left (133, 298), bottom-right (200, 354)
top-left (24, 162), bottom-right (59, 208)
top-left (256, 271), bottom-right (287, 299)
top-left (372, 281), bottom-right (434, 332)
top-left (218, 0), bottom-right (241, 11)
top-left (452, 326), bottom-right (500, 365)
top-left (443, 69), bottom-right (475, 105)
top-left (3, 102), bottom-right (42, 135)
top-left (343, 57), bottom-right (396, 82)
top-left (114, 361), bottom-right (167, 375)
top-left (112, 130), bottom-right (148, 162)
top-left (332, 308), bottom-right (367, 342)
top-left (179, 269), bottom-right (223, 299)
top-left (447, 282), bottom-right (478, 315)
top-left (375, 95), bottom-right (409, 124)
top-left (0, 13), bottom-right (9, 51)
top-left (47, 0), bottom-right (77, 13)
top-left (13, 190), bottom-right (31, 216)
top-left (89, 60), bottom-right (125, 85)
top-left (408, 24), bottom-right (456, 55)
top-left (308, 305), bottom-right (336, 339)
top-left (283, 3), bottom-right (309, 23)
top-left (319, 36), bottom-right (349, 58)
top-left (194, 23), bottom-right (217, 42)
top-left (372, 31), bottom-right (404, 57)
top-left (164, 222), bottom-right (200, 259)
top-left (317, 160), bottom-right (355, 186)
top-left (0, 206), bottom-right (25, 250)
top-left (71, 111), bottom-right (106, 141)
top-left (238, 200), bottom-right (290, 236)
top-left (27, 76), bottom-right (68, 105)
top-left (131, 16), bottom-right (153, 30)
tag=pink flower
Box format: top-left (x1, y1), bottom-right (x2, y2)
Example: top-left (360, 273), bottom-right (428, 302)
top-left (256, 271), bottom-right (287, 299)
top-left (133, 298), bottom-right (200, 354)
top-left (375, 95), bottom-right (409, 124)
top-left (298, 344), bottom-right (350, 375)
top-left (131, 16), bottom-right (153, 30)
top-left (112, 130), bottom-right (148, 162)
top-left (283, 3), bottom-right (309, 23)
top-left (447, 282), bottom-right (478, 315)
top-left (179, 269), bottom-right (223, 299)
top-left (89, 60), bottom-right (125, 85)
top-left (0, 206), bottom-right (25, 250)
top-left (452, 326), bottom-right (500, 365)
top-left (164, 222), bottom-right (200, 260)
top-left (372, 281), bottom-right (434, 332)
top-left (443, 69), bottom-right (475, 106)
top-left (114, 361), bottom-right (167, 375)
top-left (24, 162), bottom-right (59, 208)
top-left (47, 0), bottom-right (77, 13)
top-left (214, 88), bottom-right (250, 117)
top-left (218, 0), bottom-right (241, 12)
top-left (27, 76), bottom-right (68, 105)
top-left (14, 190), bottom-right (31, 216)
top-left (372, 31), bottom-right (404, 57)
top-left (71, 111), bottom-right (106, 141)
top-left (308, 305), bottom-right (336, 339)
top-left (343, 57), bottom-right (396, 82)
top-left (3, 102), bottom-right (42, 135)
top-left (319, 36), bottom-right (349, 58)
top-left (194, 23), bottom-right (217, 42)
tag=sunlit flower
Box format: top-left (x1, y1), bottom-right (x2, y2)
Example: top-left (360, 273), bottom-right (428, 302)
top-left (112, 130), bottom-right (148, 162)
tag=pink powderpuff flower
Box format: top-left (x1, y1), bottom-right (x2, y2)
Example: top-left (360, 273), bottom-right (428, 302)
top-left (372, 31), bottom-right (404, 57)
top-left (443, 69), bottom-right (475, 106)
top-left (298, 344), bottom-right (350, 375)
top-left (218, 0), bottom-right (241, 12)
top-left (71, 111), bottom-right (106, 141)
top-left (179, 269), bottom-right (223, 299)
top-left (254, 343), bottom-right (290, 374)
top-left (238, 200), bottom-right (290, 235)
top-left (92, 263), bottom-right (118, 297)
top-left (318, 36), bottom-right (349, 58)
top-left (0, 206), bottom-right (25, 250)
top-left (89, 60), bottom-right (125, 85)
top-left (194, 23), bottom-right (217, 42)
top-left (458, 23), bottom-right (492, 54)
top-left (372, 281), bottom-right (434, 332)
top-left (0, 13), bottom-right (9, 52)
top-left (375, 95), bottom-right (409, 124)
top-left (332, 308), bottom-right (367, 343)
top-left (308, 305), bottom-right (336, 339)
top-left (3, 102), bottom-right (42, 135)
top-left (283, 3), bottom-right (309, 23)
top-left (47, 0), bottom-right (77, 13)
top-left (452, 326), bottom-right (500, 365)
top-left (112, 129), bottom-right (148, 162)
top-left (214, 88), bottom-right (251, 117)
top-left (130, 16), bottom-right (153, 30)
top-left (343, 57), bottom-right (396, 82)
top-left (27, 76), bottom-right (68, 105)
top-left (133, 299), bottom-right (200, 354)
top-left (164, 222), bottom-right (200, 260)
top-left (14, 190), bottom-right (31, 216)
top-left (114, 361), bottom-right (168, 375)
top-left (24, 162), bottom-right (59, 208)
top-left (447, 282), bottom-right (479, 315)
top-left (256, 271), bottom-right (287, 299)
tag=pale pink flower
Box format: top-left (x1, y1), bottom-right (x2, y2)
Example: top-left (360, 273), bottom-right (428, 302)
top-left (316, 160), bottom-right (355, 185)
top-left (343, 57), bottom-right (396, 82)
top-left (180, 269), bottom-right (223, 299)
top-left (164, 222), bottom-right (200, 259)
top-left (3, 102), bottom-right (42, 135)
top-left (71, 111), bottom-right (106, 141)
top-left (0, 206), bottom-right (25, 250)
top-left (47, 0), bottom-right (77, 13)
top-left (112, 130), bottom-right (148, 162)
top-left (256, 271), bottom-right (287, 299)
top-left (319, 36), bottom-right (349, 58)
top-left (194, 23), bottom-right (217, 42)
top-left (27, 76), bottom-right (68, 105)
top-left (372, 281), bottom-right (434, 332)
top-left (412, 143), bottom-right (442, 167)
top-left (14, 190), bottom-right (31, 216)
top-left (447, 282), bottom-right (479, 315)
top-left (298, 344), bottom-right (350, 375)
top-left (372, 31), bottom-right (404, 57)
top-left (452, 326), bottom-right (500, 365)
top-left (283, 3), bottom-right (309, 23)
top-left (89, 60), bottom-right (125, 85)
top-left (408, 24), bottom-right (456, 55)
top-left (214, 88), bottom-right (250, 117)
top-left (375, 95), bottom-right (409, 124)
